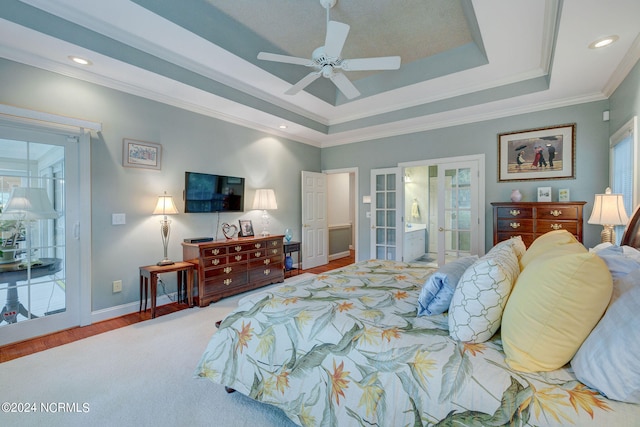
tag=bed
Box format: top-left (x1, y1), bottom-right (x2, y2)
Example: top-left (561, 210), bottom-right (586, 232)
top-left (194, 213), bottom-right (640, 426)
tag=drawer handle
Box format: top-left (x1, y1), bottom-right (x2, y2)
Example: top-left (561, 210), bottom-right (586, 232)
top-left (264, 259), bottom-right (270, 265)
top-left (263, 269), bottom-right (271, 276)
top-left (224, 267), bottom-right (232, 274)
top-left (212, 259), bottom-right (220, 266)
top-left (254, 243), bottom-right (262, 249)
top-left (235, 246), bottom-right (242, 252)
top-left (551, 224), bottom-right (563, 230)
top-left (255, 251), bottom-right (262, 258)
top-left (235, 255), bottom-right (242, 262)
top-left (272, 249), bottom-right (278, 255)
top-left (212, 248), bottom-right (220, 255)
top-left (550, 210), bottom-right (562, 217)
top-left (509, 209), bottom-right (520, 216)
top-left (271, 241), bottom-right (278, 246)
top-left (224, 278), bottom-right (232, 286)
top-left (510, 222), bottom-right (520, 229)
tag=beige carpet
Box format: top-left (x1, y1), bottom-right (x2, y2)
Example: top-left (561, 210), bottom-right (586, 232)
top-left (0, 274), bottom-right (315, 427)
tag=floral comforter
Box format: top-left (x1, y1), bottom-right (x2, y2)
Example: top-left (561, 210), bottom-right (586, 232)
top-left (195, 260), bottom-right (640, 426)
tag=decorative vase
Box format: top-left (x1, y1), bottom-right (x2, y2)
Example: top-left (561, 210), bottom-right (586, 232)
top-left (510, 189), bottom-right (522, 202)
top-left (285, 255), bottom-right (293, 271)
top-left (284, 228), bottom-right (293, 242)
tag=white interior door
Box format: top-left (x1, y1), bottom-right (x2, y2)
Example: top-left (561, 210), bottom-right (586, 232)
top-left (0, 127), bottom-right (83, 345)
top-left (301, 171), bottom-right (328, 269)
top-left (436, 161), bottom-right (479, 265)
top-left (370, 168), bottom-right (402, 260)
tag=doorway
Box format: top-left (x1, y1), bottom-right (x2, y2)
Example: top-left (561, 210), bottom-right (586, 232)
top-left (0, 122), bottom-right (90, 346)
top-left (401, 154), bottom-right (485, 265)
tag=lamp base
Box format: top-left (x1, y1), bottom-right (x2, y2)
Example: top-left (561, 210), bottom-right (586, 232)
top-left (157, 259), bottom-right (175, 266)
top-left (600, 225), bottom-right (615, 244)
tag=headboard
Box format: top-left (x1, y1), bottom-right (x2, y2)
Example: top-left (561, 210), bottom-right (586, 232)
top-left (620, 205), bottom-right (640, 248)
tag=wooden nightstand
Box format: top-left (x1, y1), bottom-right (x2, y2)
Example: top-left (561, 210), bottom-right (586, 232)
top-left (139, 261), bottom-right (195, 318)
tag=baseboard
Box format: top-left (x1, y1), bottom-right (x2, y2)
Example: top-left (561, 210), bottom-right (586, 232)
top-left (328, 251), bottom-right (351, 261)
top-left (90, 293), bottom-right (177, 324)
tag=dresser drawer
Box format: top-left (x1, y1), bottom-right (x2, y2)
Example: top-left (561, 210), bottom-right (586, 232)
top-left (202, 247), bottom-right (227, 257)
top-left (202, 272), bottom-right (248, 296)
top-left (536, 220), bottom-right (578, 235)
top-left (201, 255), bottom-right (228, 269)
top-left (496, 206), bottom-right (533, 219)
top-left (249, 264), bottom-right (283, 283)
top-left (537, 206), bottom-right (579, 220)
top-left (496, 219), bottom-right (534, 233)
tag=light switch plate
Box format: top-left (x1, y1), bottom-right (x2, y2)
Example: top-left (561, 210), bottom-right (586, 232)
top-left (112, 213), bottom-right (126, 225)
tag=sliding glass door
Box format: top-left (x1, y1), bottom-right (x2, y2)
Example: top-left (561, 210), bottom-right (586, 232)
top-left (0, 128), bottom-right (81, 345)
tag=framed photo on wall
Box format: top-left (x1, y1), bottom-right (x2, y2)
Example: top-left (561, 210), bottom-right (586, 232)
top-left (238, 220), bottom-right (254, 237)
top-left (498, 123), bottom-right (576, 182)
top-left (122, 139), bottom-right (162, 170)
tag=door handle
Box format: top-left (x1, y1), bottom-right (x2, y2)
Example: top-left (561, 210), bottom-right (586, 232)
top-left (438, 227), bottom-right (444, 231)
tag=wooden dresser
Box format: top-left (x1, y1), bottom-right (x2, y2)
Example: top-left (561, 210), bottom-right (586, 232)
top-left (491, 201), bottom-right (586, 247)
top-left (182, 235), bottom-right (284, 307)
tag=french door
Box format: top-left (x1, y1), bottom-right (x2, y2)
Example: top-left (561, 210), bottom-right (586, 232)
top-left (370, 168), bottom-right (402, 260)
top-left (0, 126), bottom-right (83, 345)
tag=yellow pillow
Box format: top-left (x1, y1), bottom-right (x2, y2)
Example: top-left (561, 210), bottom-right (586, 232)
top-left (502, 252), bottom-right (612, 372)
top-left (519, 230), bottom-right (585, 269)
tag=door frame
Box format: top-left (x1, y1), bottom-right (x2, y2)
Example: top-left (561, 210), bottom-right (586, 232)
top-left (0, 106), bottom-right (96, 345)
top-left (323, 167), bottom-right (359, 261)
top-left (399, 154), bottom-right (486, 260)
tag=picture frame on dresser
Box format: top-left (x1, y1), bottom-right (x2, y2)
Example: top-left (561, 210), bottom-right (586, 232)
top-left (498, 123), bottom-right (576, 182)
top-left (537, 187), bottom-right (552, 202)
top-left (238, 219), bottom-right (254, 237)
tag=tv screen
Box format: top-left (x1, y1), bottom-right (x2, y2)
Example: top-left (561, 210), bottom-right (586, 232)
top-left (184, 171), bottom-right (245, 213)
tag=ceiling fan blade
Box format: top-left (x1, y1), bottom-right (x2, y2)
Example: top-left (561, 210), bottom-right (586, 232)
top-left (285, 71), bottom-right (322, 95)
top-left (324, 21), bottom-right (350, 58)
top-left (257, 52), bottom-right (313, 67)
top-left (329, 72), bottom-right (361, 99)
top-left (340, 56), bottom-right (401, 71)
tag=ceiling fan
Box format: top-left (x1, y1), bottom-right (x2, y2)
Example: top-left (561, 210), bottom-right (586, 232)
top-left (257, 0), bottom-right (401, 100)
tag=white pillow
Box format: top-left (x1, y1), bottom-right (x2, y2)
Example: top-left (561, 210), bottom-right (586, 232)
top-left (571, 269), bottom-right (640, 403)
top-left (448, 243), bottom-right (519, 343)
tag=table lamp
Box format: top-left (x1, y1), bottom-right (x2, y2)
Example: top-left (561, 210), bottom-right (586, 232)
top-left (587, 187), bottom-right (629, 243)
top-left (0, 187), bottom-right (59, 262)
top-left (252, 189), bottom-right (277, 236)
top-left (153, 192), bottom-right (179, 265)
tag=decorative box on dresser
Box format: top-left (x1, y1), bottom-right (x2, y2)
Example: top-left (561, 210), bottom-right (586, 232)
top-left (491, 201), bottom-right (586, 247)
top-left (182, 235), bottom-right (285, 307)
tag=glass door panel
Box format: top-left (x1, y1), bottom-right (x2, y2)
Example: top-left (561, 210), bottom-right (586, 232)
top-left (0, 139), bottom-right (66, 328)
top-left (370, 168), bottom-right (401, 261)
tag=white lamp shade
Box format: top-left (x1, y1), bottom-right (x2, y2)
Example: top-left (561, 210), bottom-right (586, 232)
top-left (252, 189), bottom-right (278, 210)
top-left (588, 188), bottom-right (629, 226)
top-left (0, 187), bottom-right (58, 220)
top-left (152, 193), bottom-right (179, 215)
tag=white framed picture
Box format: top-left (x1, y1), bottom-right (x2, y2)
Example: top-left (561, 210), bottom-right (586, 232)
top-left (558, 188), bottom-right (570, 202)
top-left (537, 186), bottom-right (552, 202)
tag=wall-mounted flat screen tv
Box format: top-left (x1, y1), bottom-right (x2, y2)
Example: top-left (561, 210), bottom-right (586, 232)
top-left (184, 171), bottom-right (245, 213)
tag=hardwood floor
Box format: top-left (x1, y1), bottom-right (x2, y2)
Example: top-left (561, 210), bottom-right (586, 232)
top-left (0, 251), bottom-right (355, 363)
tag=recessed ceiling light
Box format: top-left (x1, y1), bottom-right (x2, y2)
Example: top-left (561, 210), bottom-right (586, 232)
top-left (68, 55), bottom-right (92, 65)
top-left (279, 125), bottom-right (288, 129)
top-left (588, 35), bottom-right (619, 49)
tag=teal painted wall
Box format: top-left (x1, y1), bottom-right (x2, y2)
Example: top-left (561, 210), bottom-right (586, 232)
top-left (322, 101), bottom-right (612, 257)
top-left (0, 59), bottom-right (320, 312)
top-left (609, 59), bottom-right (640, 135)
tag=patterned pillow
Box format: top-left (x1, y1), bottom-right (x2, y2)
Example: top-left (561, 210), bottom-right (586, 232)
top-left (572, 269), bottom-right (640, 403)
top-left (490, 235), bottom-right (526, 261)
top-left (448, 243), bottom-right (519, 343)
top-left (417, 256), bottom-right (478, 316)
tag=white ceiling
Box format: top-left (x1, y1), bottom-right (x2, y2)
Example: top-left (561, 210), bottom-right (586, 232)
top-left (0, 0), bottom-right (639, 148)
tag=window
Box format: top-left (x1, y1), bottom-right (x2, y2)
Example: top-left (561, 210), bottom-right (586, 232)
top-left (610, 116), bottom-right (638, 243)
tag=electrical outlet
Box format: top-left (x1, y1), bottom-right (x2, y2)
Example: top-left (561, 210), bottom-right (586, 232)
top-left (112, 280), bottom-right (123, 293)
